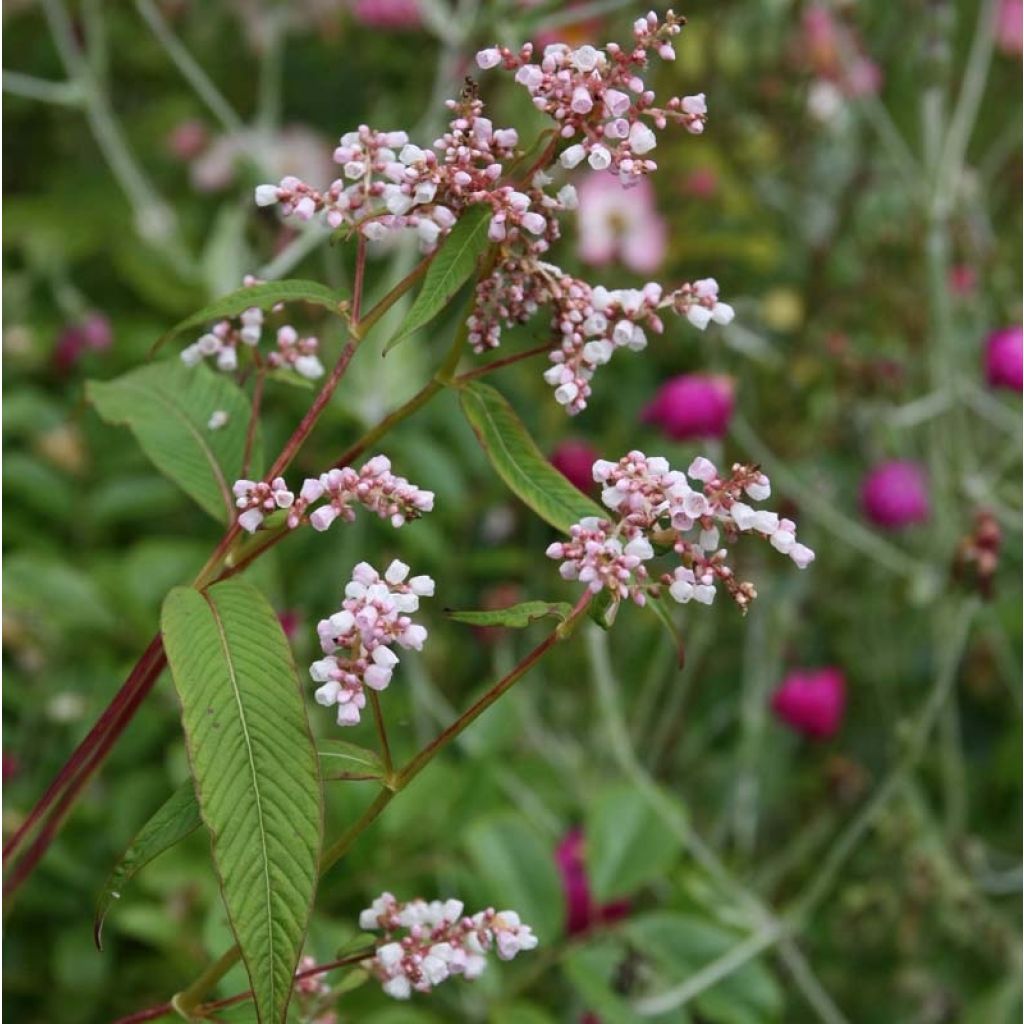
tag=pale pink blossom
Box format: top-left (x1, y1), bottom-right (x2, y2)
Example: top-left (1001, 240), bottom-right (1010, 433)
top-left (576, 173), bottom-right (667, 274)
top-left (359, 893), bottom-right (537, 998)
top-left (233, 477), bottom-right (295, 533)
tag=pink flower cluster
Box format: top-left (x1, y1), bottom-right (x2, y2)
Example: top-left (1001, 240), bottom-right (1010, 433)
top-left (311, 560), bottom-right (434, 727)
top-left (288, 454), bottom-right (435, 532)
top-left (547, 451), bottom-right (814, 612)
top-left (359, 893), bottom-right (537, 1000)
top-left (771, 667), bottom-right (846, 740)
top-left (292, 956), bottom-right (337, 1024)
top-left (254, 96), bottom-right (535, 252)
top-left (471, 271), bottom-right (733, 413)
top-left (233, 455), bottom-right (434, 534)
top-left (181, 276), bottom-right (323, 379)
top-left (477, 10), bottom-right (705, 184)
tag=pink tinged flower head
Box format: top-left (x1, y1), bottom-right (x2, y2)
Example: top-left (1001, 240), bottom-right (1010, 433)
top-left (997, 0), bottom-right (1023, 55)
top-left (167, 119), bottom-right (209, 161)
top-left (984, 325), bottom-right (1023, 391)
top-left (556, 828), bottom-right (630, 936)
top-left (771, 667), bottom-right (846, 740)
top-left (350, 0), bottom-right (422, 29)
top-left (576, 173), bottom-right (668, 275)
top-left (641, 374), bottom-right (735, 440)
top-left (860, 461), bottom-right (930, 529)
top-left (550, 440), bottom-right (600, 493)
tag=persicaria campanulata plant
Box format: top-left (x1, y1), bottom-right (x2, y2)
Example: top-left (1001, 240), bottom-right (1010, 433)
top-left (7, 11), bottom-right (822, 1022)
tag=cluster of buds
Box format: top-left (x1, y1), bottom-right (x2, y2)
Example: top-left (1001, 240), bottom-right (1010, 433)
top-left (359, 893), bottom-right (537, 1000)
top-left (180, 276), bottom-right (323, 380)
top-left (292, 956), bottom-right (336, 1024)
top-left (268, 326), bottom-right (324, 380)
top-left (470, 269), bottom-right (732, 413)
top-left (255, 96), bottom-right (535, 252)
top-left (547, 451), bottom-right (814, 612)
top-left (311, 561), bottom-right (433, 727)
top-left (477, 10), bottom-right (703, 184)
top-left (232, 455), bottom-right (433, 535)
top-left (233, 476), bottom-right (294, 533)
top-left (287, 455), bottom-right (434, 532)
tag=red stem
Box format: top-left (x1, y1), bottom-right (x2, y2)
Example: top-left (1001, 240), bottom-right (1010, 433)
top-left (453, 339), bottom-right (554, 383)
top-left (2, 635), bottom-right (165, 868)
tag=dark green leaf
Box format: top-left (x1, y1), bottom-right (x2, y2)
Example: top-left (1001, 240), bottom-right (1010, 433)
top-left (459, 381), bottom-right (604, 532)
top-left (384, 206), bottom-right (492, 354)
top-left (445, 601), bottom-right (573, 629)
top-left (154, 279), bottom-right (347, 353)
top-left (161, 579), bottom-right (322, 1024)
top-left (87, 361), bottom-right (261, 524)
top-left (94, 782), bottom-right (202, 950)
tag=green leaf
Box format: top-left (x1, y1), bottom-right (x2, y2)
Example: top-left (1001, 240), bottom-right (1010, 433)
top-left (318, 739), bottom-right (385, 781)
top-left (584, 784), bottom-right (683, 904)
top-left (385, 206), bottom-right (492, 354)
top-left (459, 381), bottom-right (604, 532)
top-left (94, 782), bottom-right (202, 950)
top-left (445, 601), bottom-right (573, 629)
top-left (87, 361), bottom-right (261, 524)
top-left (463, 812), bottom-right (564, 942)
top-left (623, 913), bottom-right (782, 1024)
top-left (155, 279), bottom-right (347, 353)
top-left (161, 579), bottom-right (323, 1024)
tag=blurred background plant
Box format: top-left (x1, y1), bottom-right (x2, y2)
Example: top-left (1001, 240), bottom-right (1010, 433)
top-left (2, 0), bottom-right (1021, 1021)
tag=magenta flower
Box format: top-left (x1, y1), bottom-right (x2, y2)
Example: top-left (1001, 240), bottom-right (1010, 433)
top-left (576, 172), bottom-right (667, 275)
top-left (771, 668), bottom-right (846, 740)
top-left (997, 0), bottom-right (1022, 55)
top-left (556, 829), bottom-right (629, 936)
top-left (550, 440), bottom-right (599, 494)
top-left (860, 461), bottom-right (930, 529)
top-left (350, 0), bottom-right (422, 29)
top-left (984, 325), bottom-right (1023, 392)
top-left (53, 312), bottom-right (113, 372)
top-left (641, 374), bottom-right (735, 440)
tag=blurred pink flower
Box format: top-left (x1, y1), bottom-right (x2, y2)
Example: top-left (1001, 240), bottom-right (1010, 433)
top-left (682, 166), bottom-right (718, 199)
top-left (556, 828), bottom-right (630, 936)
top-left (948, 264), bottom-right (978, 298)
top-left (167, 119), bottom-right (209, 161)
top-left (802, 5), bottom-right (883, 97)
top-left (576, 173), bottom-right (667, 275)
top-left (529, 0), bottom-right (604, 51)
top-left (53, 312), bottom-right (113, 372)
top-left (771, 668), bottom-right (846, 740)
top-left (550, 440), bottom-right (599, 494)
top-left (984, 325), bottom-right (1023, 391)
top-left (860, 461), bottom-right (930, 529)
top-left (997, 0), bottom-right (1023, 55)
top-left (3, 751), bottom-right (19, 783)
top-left (641, 374), bottom-right (735, 440)
top-left (350, 0), bottom-right (421, 28)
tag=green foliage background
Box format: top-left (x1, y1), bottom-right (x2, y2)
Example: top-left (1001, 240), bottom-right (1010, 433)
top-left (3, 1), bottom-right (1021, 1021)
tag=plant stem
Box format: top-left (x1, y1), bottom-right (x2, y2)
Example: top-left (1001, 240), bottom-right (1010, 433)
top-left (369, 691), bottom-right (394, 778)
top-left (453, 339), bottom-right (555, 383)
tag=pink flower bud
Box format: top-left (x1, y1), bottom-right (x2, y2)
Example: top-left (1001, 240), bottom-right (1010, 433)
top-left (53, 312), bottom-right (113, 372)
top-left (550, 440), bottom-right (599, 493)
top-left (984, 325), bottom-right (1022, 391)
top-left (860, 461), bottom-right (930, 529)
top-left (641, 374), bottom-right (735, 440)
top-left (771, 668), bottom-right (846, 740)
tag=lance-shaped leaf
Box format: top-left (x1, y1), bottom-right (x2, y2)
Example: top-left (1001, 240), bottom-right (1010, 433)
top-left (446, 601), bottom-right (574, 629)
top-left (384, 206), bottom-right (492, 354)
top-left (154, 279), bottom-right (347, 354)
top-left (317, 739), bottom-right (385, 781)
top-left (459, 381), bottom-right (604, 532)
top-left (87, 361), bottom-right (261, 524)
top-left (161, 579), bottom-right (322, 1024)
top-left (94, 781), bottom-right (202, 949)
